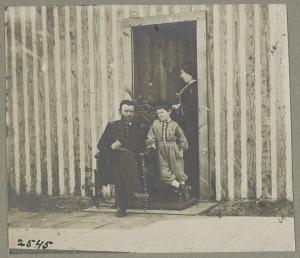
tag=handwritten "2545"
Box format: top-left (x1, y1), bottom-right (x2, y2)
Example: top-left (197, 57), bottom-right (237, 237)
top-left (17, 239), bottom-right (53, 249)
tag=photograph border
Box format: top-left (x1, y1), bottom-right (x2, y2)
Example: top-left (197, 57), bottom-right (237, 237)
top-left (0, 0), bottom-right (299, 257)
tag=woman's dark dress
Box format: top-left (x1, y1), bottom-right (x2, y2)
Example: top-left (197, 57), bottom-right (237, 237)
top-left (173, 80), bottom-right (199, 198)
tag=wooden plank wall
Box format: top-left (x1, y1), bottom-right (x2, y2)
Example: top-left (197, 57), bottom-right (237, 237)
top-left (5, 4), bottom-right (293, 201)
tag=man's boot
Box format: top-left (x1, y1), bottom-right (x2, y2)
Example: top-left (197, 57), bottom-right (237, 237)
top-left (116, 207), bottom-right (126, 217)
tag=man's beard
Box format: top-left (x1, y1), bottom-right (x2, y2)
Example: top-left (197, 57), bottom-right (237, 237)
top-left (121, 115), bottom-right (133, 122)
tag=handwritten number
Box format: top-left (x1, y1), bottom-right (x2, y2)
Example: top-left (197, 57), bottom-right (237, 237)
top-left (36, 239), bottom-right (44, 249)
top-left (17, 239), bottom-right (25, 246)
top-left (17, 239), bottom-right (53, 249)
top-left (26, 240), bottom-right (32, 247)
top-left (42, 241), bottom-right (53, 250)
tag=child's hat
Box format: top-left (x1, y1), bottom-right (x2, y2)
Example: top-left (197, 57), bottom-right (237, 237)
top-left (155, 100), bottom-right (172, 110)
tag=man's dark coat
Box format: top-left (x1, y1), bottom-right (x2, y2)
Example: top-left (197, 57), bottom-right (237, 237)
top-left (96, 119), bottom-right (147, 192)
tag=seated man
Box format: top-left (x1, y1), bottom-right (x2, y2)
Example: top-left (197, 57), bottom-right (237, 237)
top-left (96, 100), bottom-right (147, 217)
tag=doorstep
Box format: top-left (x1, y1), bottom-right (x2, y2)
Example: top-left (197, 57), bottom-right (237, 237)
top-left (83, 201), bottom-right (217, 216)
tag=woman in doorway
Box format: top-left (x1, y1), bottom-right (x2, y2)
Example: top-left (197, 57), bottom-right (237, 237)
top-left (172, 63), bottom-right (199, 198)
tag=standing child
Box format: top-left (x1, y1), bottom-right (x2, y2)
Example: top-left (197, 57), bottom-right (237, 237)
top-left (146, 101), bottom-right (190, 200)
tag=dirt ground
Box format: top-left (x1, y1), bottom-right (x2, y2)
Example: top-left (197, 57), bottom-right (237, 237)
top-left (8, 194), bottom-right (294, 217)
top-left (200, 199), bottom-right (294, 217)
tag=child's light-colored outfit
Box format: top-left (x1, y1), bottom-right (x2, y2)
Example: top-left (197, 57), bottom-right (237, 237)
top-left (146, 119), bottom-right (189, 185)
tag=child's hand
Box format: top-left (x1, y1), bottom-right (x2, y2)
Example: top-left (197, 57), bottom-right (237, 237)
top-left (177, 148), bottom-right (184, 158)
top-left (172, 104), bottom-right (181, 110)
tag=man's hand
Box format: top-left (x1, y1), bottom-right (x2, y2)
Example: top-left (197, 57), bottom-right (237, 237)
top-left (145, 146), bottom-right (156, 157)
top-left (146, 145), bottom-right (155, 150)
top-left (111, 140), bottom-right (122, 150)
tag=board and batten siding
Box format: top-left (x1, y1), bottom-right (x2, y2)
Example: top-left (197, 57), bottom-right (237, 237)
top-left (5, 4), bottom-right (293, 201)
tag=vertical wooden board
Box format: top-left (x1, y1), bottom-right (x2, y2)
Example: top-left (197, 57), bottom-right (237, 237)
top-left (128, 5), bottom-right (140, 100)
top-left (269, 5), bottom-right (278, 200)
top-left (93, 6), bottom-right (102, 139)
top-left (105, 6), bottom-right (115, 121)
top-left (239, 5), bottom-right (248, 199)
top-left (197, 16), bottom-right (209, 201)
top-left (88, 6), bottom-right (97, 182)
top-left (69, 6), bottom-right (80, 195)
top-left (111, 5), bottom-right (120, 120)
top-left (10, 7), bottom-right (21, 195)
top-left (15, 7), bottom-right (26, 195)
top-left (36, 6), bottom-right (48, 195)
top-left (219, 5), bottom-right (228, 200)
top-left (65, 6), bottom-right (75, 195)
top-left (117, 7), bottom-right (127, 104)
top-left (173, 5), bottom-right (180, 14)
top-left (153, 29), bottom-right (163, 100)
top-left (161, 5), bottom-right (169, 15)
top-left (245, 5), bottom-right (256, 199)
top-left (31, 7), bottom-right (42, 195)
top-left (260, 5), bottom-right (272, 199)
top-left (274, 6), bottom-right (286, 200)
top-left (165, 31), bottom-right (177, 103)
top-left (149, 5), bottom-right (155, 16)
top-left (148, 31), bottom-right (155, 101)
top-left (281, 5), bottom-right (293, 201)
top-left (226, 5), bottom-right (234, 201)
top-left (142, 5), bottom-right (151, 16)
top-left (58, 7), bottom-right (70, 195)
top-left (117, 6), bottom-right (126, 100)
top-left (155, 5), bottom-right (163, 15)
top-left (47, 7), bottom-right (59, 196)
top-left (53, 7), bottom-right (65, 196)
top-left (132, 25), bottom-right (144, 99)
top-left (254, 4), bottom-right (263, 199)
top-left (232, 5), bottom-right (242, 200)
top-left (168, 5), bottom-right (175, 14)
top-left (213, 5), bottom-right (222, 201)
top-left (206, 5), bottom-right (216, 200)
top-left (99, 6), bottom-right (108, 126)
top-left (42, 6), bottom-right (53, 195)
top-left (99, 5), bottom-right (108, 128)
top-left (177, 25), bottom-right (196, 74)
top-left (123, 5), bottom-right (136, 98)
top-left (6, 9), bottom-right (16, 195)
top-left (81, 6), bottom-right (93, 174)
top-left (158, 36), bottom-right (166, 100)
top-left (25, 7), bottom-right (36, 195)
top-left (20, 8), bottom-right (31, 195)
top-left (138, 5), bottom-right (146, 17)
top-left (76, 6), bottom-right (86, 196)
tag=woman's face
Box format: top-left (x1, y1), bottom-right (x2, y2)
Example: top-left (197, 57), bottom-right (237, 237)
top-left (180, 69), bottom-right (193, 84)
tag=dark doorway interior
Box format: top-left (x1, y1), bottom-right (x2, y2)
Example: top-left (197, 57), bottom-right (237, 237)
top-left (133, 21), bottom-right (197, 104)
top-left (132, 22), bottom-right (200, 206)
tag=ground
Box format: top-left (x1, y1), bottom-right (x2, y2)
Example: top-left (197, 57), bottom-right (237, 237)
top-left (8, 195), bottom-right (295, 253)
top-left (8, 210), bottom-right (295, 253)
top-left (8, 194), bottom-right (295, 217)
top-left (200, 199), bottom-right (294, 217)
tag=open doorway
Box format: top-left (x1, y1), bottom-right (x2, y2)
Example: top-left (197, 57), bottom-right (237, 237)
top-left (132, 21), bottom-right (200, 201)
top-left (122, 11), bottom-right (209, 202)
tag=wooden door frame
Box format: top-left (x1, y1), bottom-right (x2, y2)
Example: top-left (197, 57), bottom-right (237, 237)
top-left (122, 11), bottom-right (210, 201)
